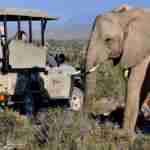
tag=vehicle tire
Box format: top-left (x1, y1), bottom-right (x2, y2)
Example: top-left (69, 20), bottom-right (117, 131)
top-left (70, 87), bottom-right (84, 111)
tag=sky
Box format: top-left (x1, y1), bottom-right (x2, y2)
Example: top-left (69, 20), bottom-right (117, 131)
top-left (1, 0), bottom-right (150, 26)
top-left (1, 0), bottom-right (150, 39)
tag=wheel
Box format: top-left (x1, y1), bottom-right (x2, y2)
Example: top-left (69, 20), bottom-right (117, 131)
top-left (70, 87), bottom-right (84, 111)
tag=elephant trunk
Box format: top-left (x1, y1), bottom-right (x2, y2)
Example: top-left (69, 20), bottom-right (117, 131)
top-left (84, 46), bottom-right (97, 112)
top-left (84, 20), bottom-right (105, 112)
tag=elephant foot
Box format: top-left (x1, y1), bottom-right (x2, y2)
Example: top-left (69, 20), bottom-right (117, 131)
top-left (123, 119), bottom-right (137, 135)
top-left (116, 128), bottom-right (137, 144)
top-left (90, 96), bottom-right (125, 115)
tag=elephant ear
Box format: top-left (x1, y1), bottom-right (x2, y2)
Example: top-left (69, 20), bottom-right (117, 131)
top-left (121, 18), bottom-right (150, 68)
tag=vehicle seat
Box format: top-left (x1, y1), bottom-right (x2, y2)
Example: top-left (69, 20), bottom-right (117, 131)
top-left (9, 40), bottom-right (46, 68)
top-left (40, 68), bottom-right (72, 99)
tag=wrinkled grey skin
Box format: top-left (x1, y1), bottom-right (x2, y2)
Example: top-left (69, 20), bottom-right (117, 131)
top-left (85, 8), bottom-right (150, 133)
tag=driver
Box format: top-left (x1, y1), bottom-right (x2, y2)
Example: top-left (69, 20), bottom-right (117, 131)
top-left (56, 53), bottom-right (76, 75)
top-left (15, 30), bottom-right (27, 41)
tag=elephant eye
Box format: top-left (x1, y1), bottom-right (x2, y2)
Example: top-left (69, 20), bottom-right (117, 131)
top-left (105, 38), bottom-right (112, 43)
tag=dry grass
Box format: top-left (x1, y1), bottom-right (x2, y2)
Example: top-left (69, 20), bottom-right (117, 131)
top-left (0, 110), bottom-right (149, 150)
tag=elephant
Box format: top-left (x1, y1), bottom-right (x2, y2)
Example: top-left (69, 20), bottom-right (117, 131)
top-left (85, 8), bottom-right (150, 133)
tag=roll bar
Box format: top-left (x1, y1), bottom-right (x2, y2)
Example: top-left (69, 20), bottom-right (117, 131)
top-left (0, 9), bottom-right (58, 73)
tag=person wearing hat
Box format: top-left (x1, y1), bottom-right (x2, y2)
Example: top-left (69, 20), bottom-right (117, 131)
top-left (15, 30), bottom-right (27, 42)
top-left (56, 53), bottom-right (77, 75)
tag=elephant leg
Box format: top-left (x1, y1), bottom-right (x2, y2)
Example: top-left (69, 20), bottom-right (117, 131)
top-left (84, 68), bottom-right (97, 113)
top-left (123, 57), bottom-right (150, 133)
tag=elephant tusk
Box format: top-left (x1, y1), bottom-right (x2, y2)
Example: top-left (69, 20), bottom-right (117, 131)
top-left (124, 69), bottom-right (129, 78)
top-left (72, 64), bottom-right (100, 76)
top-left (72, 70), bottom-right (81, 75)
top-left (85, 64), bottom-right (100, 75)
top-left (88, 64), bottom-right (100, 73)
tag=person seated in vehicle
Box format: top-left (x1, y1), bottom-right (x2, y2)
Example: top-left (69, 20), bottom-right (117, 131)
top-left (55, 53), bottom-right (77, 75)
top-left (0, 26), bottom-right (5, 45)
top-left (15, 30), bottom-right (27, 41)
top-left (7, 30), bottom-right (27, 46)
top-left (46, 53), bottom-right (57, 68)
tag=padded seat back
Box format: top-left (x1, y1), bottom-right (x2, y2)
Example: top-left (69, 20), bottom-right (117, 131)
top-left (9, 40), bottom-right (46, 68)
top-left (40, 68), bottom-right (72, 99)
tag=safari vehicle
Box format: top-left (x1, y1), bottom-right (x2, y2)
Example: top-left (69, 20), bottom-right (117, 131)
top-left (0, 8), bottom-right (83, 115)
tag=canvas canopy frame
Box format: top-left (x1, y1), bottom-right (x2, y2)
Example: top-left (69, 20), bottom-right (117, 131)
top-left (0, 8), bottom-right (58, 73)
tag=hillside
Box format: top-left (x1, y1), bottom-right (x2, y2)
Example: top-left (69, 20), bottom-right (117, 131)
top-left (47, 39), bottom-right (87, 67)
